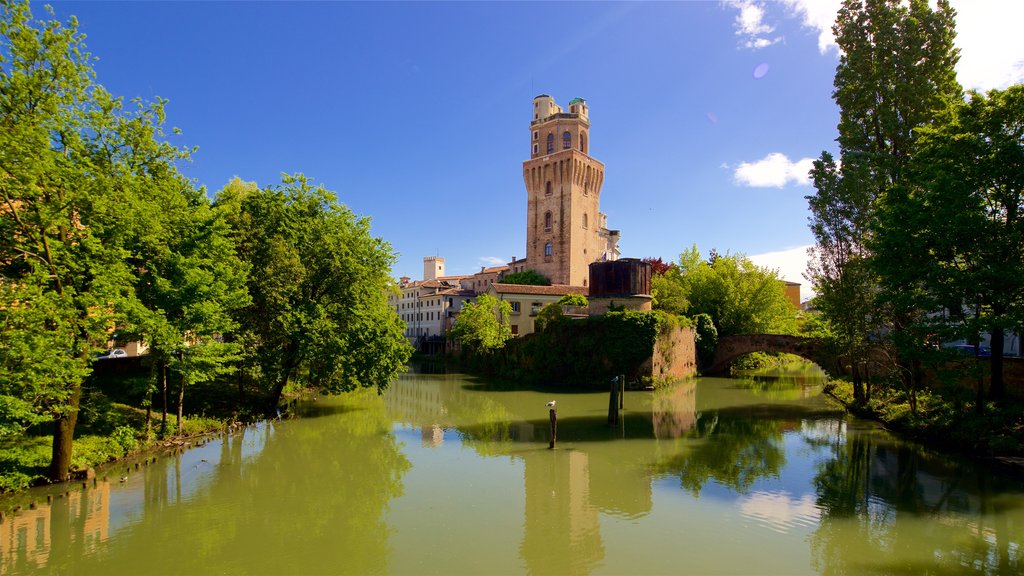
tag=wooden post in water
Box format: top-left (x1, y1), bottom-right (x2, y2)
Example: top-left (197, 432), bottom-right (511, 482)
top-left (548, 408), bottom-right (557, 449)
top-left (619, 374), bottom-right (625, 410)
top-left (608, 377), bottom-right (619, 426)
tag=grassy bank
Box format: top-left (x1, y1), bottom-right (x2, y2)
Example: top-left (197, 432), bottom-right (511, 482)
top-left (0, 371), bottom-right (271, 494)
top-left (825, 378), bottom-right (1024, 458)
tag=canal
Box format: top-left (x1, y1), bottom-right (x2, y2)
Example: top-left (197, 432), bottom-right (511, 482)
top-left (3, 367), bottom-right (1023, 574)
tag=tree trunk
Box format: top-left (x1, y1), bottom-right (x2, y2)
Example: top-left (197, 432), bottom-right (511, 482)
top-left (176, 372), bottom-right (185, 436)
top-left (48, 383), bottom-right (82, 482)
top-left (990, 328), bottom-right (1005, 401)
top-left (160, 360), bottom-right (168, 436)
top-left (266, 354), bottom-right (297, 416)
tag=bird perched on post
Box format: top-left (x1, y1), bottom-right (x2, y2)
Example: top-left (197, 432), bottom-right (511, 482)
top-left (546, 400), bottom-right (556, 407)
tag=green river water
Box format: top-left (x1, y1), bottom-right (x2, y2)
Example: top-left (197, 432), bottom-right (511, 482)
top-left (2, 366), bottom-right (1023, 575)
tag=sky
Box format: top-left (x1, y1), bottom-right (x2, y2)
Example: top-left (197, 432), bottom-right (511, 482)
top-left (42, 0), bottom-right (1024, 299)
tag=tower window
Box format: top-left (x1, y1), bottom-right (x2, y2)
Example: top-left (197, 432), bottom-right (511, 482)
top-left (544, 242), bottom-right (552, 257)
top-left (580, 131), bottom-right (587, 153)
top-left (533, 131), bottom-right (538, 141)
top-left (533, 144), bottom-right (538, 154)
top-left (563, 131), bottom-right (571, 149)
top-left (582, 213), bottom-right (588, 229)
top-left (544, 211), bottom-right (552, 231)
top-left (546, 133), bottom-right (554, 154)
top-left (545, 181), bottom-right (552, 196)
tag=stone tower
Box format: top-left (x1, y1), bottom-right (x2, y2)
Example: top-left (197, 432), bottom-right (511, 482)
top-left (423, 256), bottom-right (445, 281)
top-left (523, 95), bottom-right (617, 287)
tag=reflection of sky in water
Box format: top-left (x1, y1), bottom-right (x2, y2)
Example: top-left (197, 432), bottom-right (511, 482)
top-left (739, 491), bottom-right (821, 533)
top-left (665, 426), bottom-right (832, 515)
top-left (108, 424), bottom-right (274, 534)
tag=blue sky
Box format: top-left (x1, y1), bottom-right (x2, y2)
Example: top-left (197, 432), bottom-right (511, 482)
top-left (45, 1), bottom-right (1023, 295)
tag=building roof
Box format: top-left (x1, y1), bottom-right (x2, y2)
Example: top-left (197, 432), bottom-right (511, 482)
top-left (477, 265), bottom-right (509, 275)
top-left (489, 283), bottom-right (589, 297)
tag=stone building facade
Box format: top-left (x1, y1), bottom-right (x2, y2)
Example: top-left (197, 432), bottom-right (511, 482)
top-left (523, 95), bottom-right (619, 287)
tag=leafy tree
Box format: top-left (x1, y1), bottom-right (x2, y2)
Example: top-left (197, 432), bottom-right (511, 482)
top-left (874, 86), bottom-right (1024, 401)
top-left (215, 175), bottom-right (411, 413)
top-left (558, 293), bottom-right (588, 307)
top-left (499, 270), bottom-right (550, 286)
top-left (805, 0), bottom-right (961, 403)
top-left (653, 246), bottom-right (796, 338)
top-left (642, 257), bottom-right (673, 276)
top-left (651, 265), bottom-right (689, 316)
top-left (0, 2), bottom-right (190, 479)
top-left (693, 313), bottom-right (718, 369)
top-left (449, 293), bottom-right (512, 354)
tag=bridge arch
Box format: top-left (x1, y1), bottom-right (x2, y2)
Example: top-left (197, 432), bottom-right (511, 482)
top-left (707, 334), bottom-right (834, 374)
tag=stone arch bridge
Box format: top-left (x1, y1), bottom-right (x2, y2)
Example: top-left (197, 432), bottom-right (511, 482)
top-left (707, 334), bottom-right (835, 374)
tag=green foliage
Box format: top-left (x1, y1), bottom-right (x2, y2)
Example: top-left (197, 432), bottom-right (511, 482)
top-left (558, 293), bottom-right (588, 307)
top-left (873, 86), bottom-right (1024, 400)
top-left (110, 425), bottom-right (138, 455)
top-left (215, 174), bottom-right (412, 410)
top-left (499, 270), bottom-right (551, 286)
top-left (0, 0), bottom-right (200, 479)
top-left (805, 0), bottom-right (961, 403)
top-left (495, 310), bottom-right (675, 386)
top-left (825, 378), bottom-right (1024, 457)
top-left (533, 303), bottom-right (563, 333)
top-left (692, 313), bottom-right (717, 368)
top-left (652, 245), bottom-right (796, 337)
top-left (449, 293), bottom-right (512, 355)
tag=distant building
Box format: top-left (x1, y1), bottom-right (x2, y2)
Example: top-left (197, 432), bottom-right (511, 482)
top-left (486, 283), bottom-right (589, 337)
top-left (389, 257), bottom-right (475, 350)
top-left (783, 281), bottom-right (800, 309)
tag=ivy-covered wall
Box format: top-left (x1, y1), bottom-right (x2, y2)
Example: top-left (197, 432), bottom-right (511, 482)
top-left (479, 310), bottom-right (696, 387)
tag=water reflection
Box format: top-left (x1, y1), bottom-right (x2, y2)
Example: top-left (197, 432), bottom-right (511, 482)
top-left (810, 421), bottom-right (1024, 574)
top-left (3, 370), bottom-right (1024, 574)
top-left (0, 483), bottom-right (109, 574)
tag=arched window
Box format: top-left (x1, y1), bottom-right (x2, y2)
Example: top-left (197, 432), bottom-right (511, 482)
top-left (563, 131), bottom-right (571, 149)
top-left (582, 213), bottom-right (588, 229)
top-left (546, 133), bottom-right (554, 154)
top-left (580, 131), bottom-right (587, 153)
top-left (545, 181), bottom-right (552, 195)
top-left (544, 242), bottom-right (552, 257)
top-left (544, 211), bottom-right (552, 231)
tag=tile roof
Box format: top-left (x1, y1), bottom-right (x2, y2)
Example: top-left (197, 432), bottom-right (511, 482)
top-left (489, 283), bottom-right (589, 297)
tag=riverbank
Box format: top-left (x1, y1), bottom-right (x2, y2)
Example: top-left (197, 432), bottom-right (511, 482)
top-left (0, 370), bottom-right (289, 494)
top-left (824, 378), bottom-right (1024, 467)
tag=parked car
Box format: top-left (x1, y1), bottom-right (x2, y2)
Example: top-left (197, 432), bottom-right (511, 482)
top-left (946, 344), bottom-right (991, 357)
top-left (96, 348), bottom-right (128, 360)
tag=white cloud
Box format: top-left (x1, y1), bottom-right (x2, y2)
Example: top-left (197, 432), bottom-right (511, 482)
top-left (726, 1), bottom-right (782, 50)
top-left (778, 0), bottom-right (1024, 89)
top-left (479, 256), bottom-right (506, 266)
top-left (733, 153), bottom-right (814, 188)
top-left (950, 1), bottom-right (1024, 90)
top-left (748, 245), bottom-right (815, 296)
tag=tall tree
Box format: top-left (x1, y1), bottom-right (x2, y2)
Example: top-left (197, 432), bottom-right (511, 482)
top-left (805, 0), bottom-right (961, 402)
top-left (874, 86), bottom-right (1024, 401)
top-left (215, 175), bottom-right (410, 412)
top-left (129, 174), bottom-right (249, 435)
top-left (0, 1), bottom-right (190, 479)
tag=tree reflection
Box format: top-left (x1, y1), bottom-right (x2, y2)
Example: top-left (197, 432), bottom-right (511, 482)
top-left (810, 422), bottom-right (1024, 575)
top-left (652, 410), bottom-right (787, 495)
top-left (66, 389), bottom-right (411, 574)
